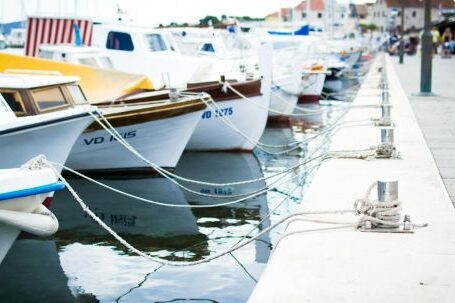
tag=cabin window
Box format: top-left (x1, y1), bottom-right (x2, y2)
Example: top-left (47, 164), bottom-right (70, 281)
top-left (0, 90), bottom-right (26, 114)
top-left (201, 43), bottom-right (215, 53)
top-left (67, 85), bottom-right (87, 105)
top-left (78, 57), bottom-right (99, 67)
top-left (32, 86), bottom-right (69, 111)
top-left (106, 31), bottom-right (134, 51)
top-left (318, 13), bottom-right (323, 19)
top-left (145, 34), bottom-right (167, 52)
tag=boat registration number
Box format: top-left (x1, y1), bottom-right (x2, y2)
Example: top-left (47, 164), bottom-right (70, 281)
top-left (200, 187), bottom-right (234, 195)
top-left (201, 107), bottom-right (233, 120)
top-left (83, 130), bottom-right (136, 145)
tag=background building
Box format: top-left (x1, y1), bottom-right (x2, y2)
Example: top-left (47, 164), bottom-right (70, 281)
top-left (265, 0), bottom-right (351, 29)
top-left (370, 0), bottom-right (455, 32)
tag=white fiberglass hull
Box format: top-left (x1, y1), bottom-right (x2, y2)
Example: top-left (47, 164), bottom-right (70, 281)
top-left (67, 110), bottom-right (202, 171)
top-left (186, 95), bottom-right (269, 151)
top-left (0, 167), bottom-right (59, 264)
top-left (269, 86), bottom-right (298, 117)
top-left (0, 111), bottom-right (93, 171)
top-left (301, 73), bottom-right (326, 98)
top-left (345, 50), bottom-right (362, 67)
top-left (0, 194), bottom-right (49, 264)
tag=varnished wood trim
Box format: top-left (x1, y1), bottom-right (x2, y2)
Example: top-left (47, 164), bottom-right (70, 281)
top-left (86, 98), bottom-right (206, 131)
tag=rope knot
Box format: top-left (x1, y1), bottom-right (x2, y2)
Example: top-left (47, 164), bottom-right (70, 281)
top-left (20, 155), bottom-right (50, 171)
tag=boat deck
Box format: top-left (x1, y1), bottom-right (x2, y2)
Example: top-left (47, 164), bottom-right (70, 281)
top-left (248, 55), bottom-right (455, 302)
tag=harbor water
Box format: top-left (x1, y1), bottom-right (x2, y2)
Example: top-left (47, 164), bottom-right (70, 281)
top-left (0, 108), bottom-right (338, 303)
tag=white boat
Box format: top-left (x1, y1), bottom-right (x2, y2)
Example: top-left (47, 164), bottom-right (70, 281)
top-left (299, 68), bottom-right (328, 103)
top-left (0, 159), bottom-right (63, 264)
top-left (0, 76), bottom-right (94, 170)
top-left (67, 100), bottom-right (205, 170)
top-left (184, 79), bottom-right (270, 151)
top-left (269, 74), bottom-right (299, 118)
top-left (37, 45), bottom-right (271, 152)
top-left (0, 73), bottom-right (206, 171)
top-left (91, 25), bottom-right (273, 151)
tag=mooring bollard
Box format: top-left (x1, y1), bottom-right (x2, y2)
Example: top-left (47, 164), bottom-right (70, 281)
top-left (381, 89), bottom-right (390, 105)
top-left (377, 179), bottom-right (399, 203)
top-left (375, 127), bottom-right (397, 158)
top-left (381, 103), bottom-right (392, 126)
top-left (381, 127), bottom-right (394, 145)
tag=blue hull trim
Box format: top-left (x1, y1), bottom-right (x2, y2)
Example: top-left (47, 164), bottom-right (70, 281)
top-left (0, 182), bottom-right (65, 201)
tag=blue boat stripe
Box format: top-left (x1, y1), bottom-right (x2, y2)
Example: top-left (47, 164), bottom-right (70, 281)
top-left (0, 182), bottom-right (65, 201)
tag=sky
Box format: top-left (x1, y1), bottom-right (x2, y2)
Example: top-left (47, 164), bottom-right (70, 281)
top-left (2, 0), bottom-right (375, 25)
top-left (119, 0), bottom-right (375, 25)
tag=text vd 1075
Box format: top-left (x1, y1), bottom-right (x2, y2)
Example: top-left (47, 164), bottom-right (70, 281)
top-left (201, 107), bottom-right (234, 120)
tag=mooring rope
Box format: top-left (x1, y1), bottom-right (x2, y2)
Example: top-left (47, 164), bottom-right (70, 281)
top-left (51, 159), bottom-right (356, 266)
top-left (53, 160), bottom-right (319, 207)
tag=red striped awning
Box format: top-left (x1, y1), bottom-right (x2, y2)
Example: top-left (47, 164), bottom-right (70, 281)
top-left (25, 17), bottom-right (93, 57)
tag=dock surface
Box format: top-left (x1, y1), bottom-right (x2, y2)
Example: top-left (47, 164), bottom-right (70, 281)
top-left (248, 55), bottom-right (455, 302)
top-left (393, 56), bottom-right (455, 205)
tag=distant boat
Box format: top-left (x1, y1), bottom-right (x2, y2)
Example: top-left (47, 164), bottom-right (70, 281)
top-left (0, 159), bottom-right (63, 265)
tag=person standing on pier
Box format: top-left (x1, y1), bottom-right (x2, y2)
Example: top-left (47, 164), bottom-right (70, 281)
top-left (441, 28), bottom-right (453, 58)
top-left (431, 27), bottom-right (441, 54)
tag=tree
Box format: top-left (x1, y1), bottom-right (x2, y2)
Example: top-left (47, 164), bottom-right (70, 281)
top-left (199, 15), bottom-right (221, 26)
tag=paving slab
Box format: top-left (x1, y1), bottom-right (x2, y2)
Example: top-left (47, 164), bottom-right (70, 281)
top-left (392, 55), bottom-right (455, 201)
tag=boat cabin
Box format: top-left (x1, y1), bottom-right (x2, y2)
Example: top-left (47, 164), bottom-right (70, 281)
top-left (0, 74), bottom-right (89, 117)
top-left (38, 44), bottom-right (115, 69)
top-left (89, 24), bottom-right (207, 87)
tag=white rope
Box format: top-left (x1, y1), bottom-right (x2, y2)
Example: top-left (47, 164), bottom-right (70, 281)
top-left (88, 110), bottom-right (309, 188)
top-left (354, 182), bottom-right (402, 228)
top-left (270, 88), bottom-right (338, 114)
top-left (192, 95), bottom-right (306, 153)
top-left (88, 107), bottom-right (378, 197)
top-left (50, 160), bottom-right (354, 266)
top-left (87, 109), bottom-right (345, 189)
top-left (223, 80), bottom-right (346, 117)
top-left (53, 160), bottom-right (322, 208)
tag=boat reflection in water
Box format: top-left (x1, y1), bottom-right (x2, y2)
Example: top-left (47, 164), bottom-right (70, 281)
top-left (175, 152), bottom-right (272, 264)
top-left (3, 151), bottom-right (275, 302)
top-left (0, 240), bottom-right (82, 303)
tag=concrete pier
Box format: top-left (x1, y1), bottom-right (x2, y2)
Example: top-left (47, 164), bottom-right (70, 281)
top-left (392, 56), bottom-right (455, 205)
top-left (248, 55), bottom-right (455, 302)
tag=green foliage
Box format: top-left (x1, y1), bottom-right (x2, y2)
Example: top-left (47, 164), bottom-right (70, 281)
top-left (199, 15), bottom-right (221, 26)
top-left (359, 23), bottom-right (378, 32)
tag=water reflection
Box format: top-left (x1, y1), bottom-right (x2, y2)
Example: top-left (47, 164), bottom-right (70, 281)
top-left (0, 118), bottom-right (327, 303)
top-left (1, 150), bottom-right (290, 302)
top-left (175, 152), bottom-right (271, 264)
top-left (52, 175), bottom-right (208, 261)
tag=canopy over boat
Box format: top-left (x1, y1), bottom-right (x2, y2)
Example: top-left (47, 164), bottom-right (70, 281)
top-left (0, 53), bottom-right (154, 102)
